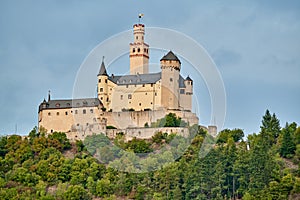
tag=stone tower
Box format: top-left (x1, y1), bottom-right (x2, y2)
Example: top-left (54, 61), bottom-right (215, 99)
top-left (183, 76), bottom-right (193, 111)
top-left (129, 24), bottom-right (149, 75)
top-left (97, 59), bottom-right (109, 109)
top-left (160, 51), bottom-right (181, 110)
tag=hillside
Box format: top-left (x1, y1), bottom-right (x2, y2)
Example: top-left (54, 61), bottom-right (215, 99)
top-left (0, 110), bottom-right (300, 199)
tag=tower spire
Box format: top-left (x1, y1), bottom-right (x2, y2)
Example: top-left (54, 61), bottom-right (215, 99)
top-left (98, 56), bottom-right (108, 76)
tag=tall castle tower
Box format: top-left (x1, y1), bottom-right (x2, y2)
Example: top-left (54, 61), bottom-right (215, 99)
top-left (129, 24), bottom-right (149, 75)
top-left (160, 51), bottom-right (181, 110)
top-left (97, 59), bottom-right (109, 109)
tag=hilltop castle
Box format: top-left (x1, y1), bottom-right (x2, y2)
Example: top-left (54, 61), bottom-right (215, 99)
top-left (38, 23), bottom-right (200, 140)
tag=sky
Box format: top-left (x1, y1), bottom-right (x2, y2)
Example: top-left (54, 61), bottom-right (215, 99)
top-left (0, 0), bottom-right (299, 136)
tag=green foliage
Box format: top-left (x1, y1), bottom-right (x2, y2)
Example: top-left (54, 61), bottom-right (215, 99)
top-left (217, 128), bottom-right (244, 144)
top-left (280, 123), bottom-right (296, 158)
top-left (151, 113), bottom-right (187, 127)
top-left (260, 109), bottom-right (281, 146)
top-left (125, 137), bottom-right (153, 153)
top-left (64, 185), bottom-right (92, 200)
top-left (0, 112), bottom-right (299, 199)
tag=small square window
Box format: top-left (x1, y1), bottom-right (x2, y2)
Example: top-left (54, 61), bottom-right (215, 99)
top-left (83, 109), bottom-right (86, 114)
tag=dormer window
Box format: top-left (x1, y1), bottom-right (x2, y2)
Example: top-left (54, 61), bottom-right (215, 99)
top-left (55, 103), bottom-right (60, 107)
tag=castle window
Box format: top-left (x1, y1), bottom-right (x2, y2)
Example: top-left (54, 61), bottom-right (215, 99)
top-left (83, 109), bottom-right (86, 114)
top-left (100, 88), bottom-right (103, 92)
top-left (170, 78), bottom-right (173, 82)
top-left (48, 112), bottom-right (51, 116)
top-left (151, 102), bottom-right (153, 105)
top-left (101, 97), bottom-right (103, 100)
top-left (139, 103), bottom-right (141, 106)
top-left (142, 36), bottom-right (144, 40)
top-left (138, 48), bottom-right (140, 52)
top-left (65, 111), bottom-right (68, 115)
top-left (128, 94), bottom-right (132, 99)
top-left (155, 92), bottom-right (157, 96)
top-left (56, 112), bottom-right (59, 116)
top-left (55, 103), bottom-right (60, 107)
top-left (105, 79), bottom-right (107, 83)
top-left (144, 48), bottom-right (146, 52)
top-left (75, 110), bottom-right (78, 114)
top-left (151, 83), bottom-right (153, 87)
top-left (90, 109), bottom-right (93, 113)
top-left (126, 85), bottom-right (128, 88)
top-left (99, 79), bottom-right (101, 83)
top-left (136, 36), bottom-right (138, 40)
top-left (86, 123), bottom-right (89, 126)
top-left (107, 98), bottom-right (109, 102)
top-left (145, 93), bottom-right (147, 95)
top-left (180, 89), bottom-right (185, 94)
top-left (120, 95), bottom-right (123, 100)
top-left (142, 84), bottom-right (145, 87)
top-left (51, 129), bottom-right (53, 133)
top-left (133, 48), bottom-right (135, 53)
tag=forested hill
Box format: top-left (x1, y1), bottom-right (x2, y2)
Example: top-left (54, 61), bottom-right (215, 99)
top-left (0, 110), bottom-right (300, 199)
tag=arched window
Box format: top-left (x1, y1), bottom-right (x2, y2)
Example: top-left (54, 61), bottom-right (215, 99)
top-left (133, 48), bottom-right (135, 53)
top-left (138, 48), bottom-right (140, 52)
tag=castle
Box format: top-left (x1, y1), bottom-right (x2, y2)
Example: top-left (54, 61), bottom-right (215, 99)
top-left (38, 22), bottom-right (201, 140)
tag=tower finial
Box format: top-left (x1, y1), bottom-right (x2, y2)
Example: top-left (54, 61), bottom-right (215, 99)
top-left (48, 90), bottom-right (51, 102)
top-left (138, 13), bottom-right (144, 24)
top-left (102, 56), bottom-right (105, 62)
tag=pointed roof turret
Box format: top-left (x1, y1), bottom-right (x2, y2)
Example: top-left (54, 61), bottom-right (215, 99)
top-left (160, 51), bottom-right (181, 64)
top-left (98, 57), bottom-right (108, 76)
top-left (186, 76), bottom-right (192, 81)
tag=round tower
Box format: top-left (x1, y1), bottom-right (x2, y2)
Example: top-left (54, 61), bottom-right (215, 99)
top-left (183, 76), bottom-right (193, 111)
top-left (160, 51), bottom-right (181, 110)
top-left (97, 58), bottom-right (109, 109)
top-left (129, 24), bottom-right (149, 75)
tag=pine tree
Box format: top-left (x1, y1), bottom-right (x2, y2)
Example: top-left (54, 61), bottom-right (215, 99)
top-left (280, 123), bottom-right (296, 158)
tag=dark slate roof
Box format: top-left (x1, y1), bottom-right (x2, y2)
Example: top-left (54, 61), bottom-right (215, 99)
top-left (186, 76), bottom-right (193, 81)
top-left (108, 72), bottom-right (187, 88)
top-left (109, 72), bottom-right (162, 85)
top-left (98, 61), bottom-right (108, 76)
top-left (160, 51), bottom-right (181, 64)
top-left (179, 75), bottom-right (186, 88)
top-left (39, 98), bottom-right (102, 112)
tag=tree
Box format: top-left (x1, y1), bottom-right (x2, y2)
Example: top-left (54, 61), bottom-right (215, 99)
top-left (217, 129), bottom-right (244, 144)
top-left (260, 110), bottom-right (281, 146)
top-left (280, 123), bottom-right (296, 158)
top-left (64, 185), bottom-right (92, 200)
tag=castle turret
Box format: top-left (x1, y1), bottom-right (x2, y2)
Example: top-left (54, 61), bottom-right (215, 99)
top-left (129, 24), bottom-right (149, 75)
top-left (97, 58), bottom-right (109, 109)
top-left (160, 51), bottom-right (181, 110)
top-left (183, 76), bottom-right (193, 111)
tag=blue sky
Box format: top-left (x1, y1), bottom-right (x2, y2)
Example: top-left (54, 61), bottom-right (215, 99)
top-left (0, 0), bottom-right (299, 136)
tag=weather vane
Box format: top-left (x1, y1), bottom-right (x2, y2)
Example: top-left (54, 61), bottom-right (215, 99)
top-left (138, 13), bottom-right (144, 24)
